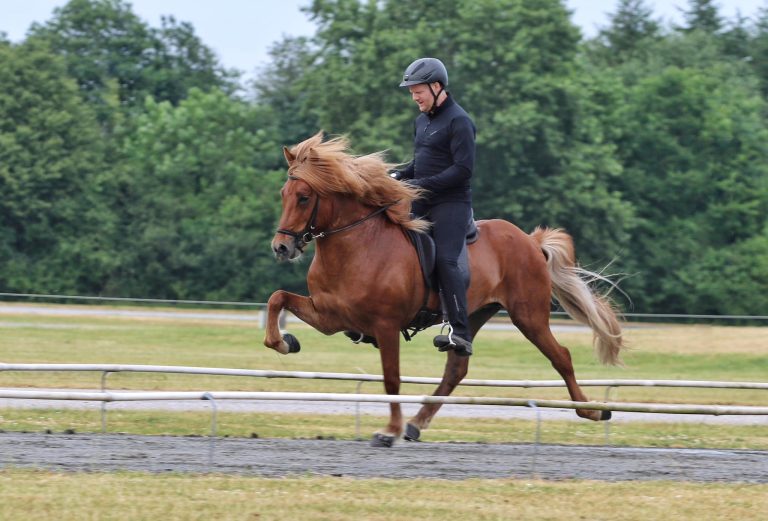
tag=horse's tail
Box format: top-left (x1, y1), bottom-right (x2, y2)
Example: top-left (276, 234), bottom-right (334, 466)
top-left (531, 227), bottom-right (624, 366)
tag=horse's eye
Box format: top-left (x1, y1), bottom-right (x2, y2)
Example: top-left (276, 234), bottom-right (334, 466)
top-left (298, 195), bottom-right (310, 205)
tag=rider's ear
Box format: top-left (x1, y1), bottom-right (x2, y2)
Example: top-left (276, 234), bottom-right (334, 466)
top-left (283, 146), bottom-right (296, 165)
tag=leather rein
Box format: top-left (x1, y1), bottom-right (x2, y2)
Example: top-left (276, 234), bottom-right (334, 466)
top-left (276, 176), bottom-right (395, 252)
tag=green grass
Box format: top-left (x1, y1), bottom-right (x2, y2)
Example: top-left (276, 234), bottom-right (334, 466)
top-left (1, 304), bottom-right (767, 448)
top-left (1, 469), bottom-right (767, 521)
top-left (2, 408), bottom-right (767, 450)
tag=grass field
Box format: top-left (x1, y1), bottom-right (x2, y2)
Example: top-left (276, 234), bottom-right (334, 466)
top-left (1, 469), bottom-right (767, 521)
top-left (1, 304), bottom-right (766, 519)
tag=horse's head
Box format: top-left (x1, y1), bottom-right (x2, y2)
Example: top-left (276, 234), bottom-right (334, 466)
top-left (271, 153), bottom-right (321, 261)
top-left (271, 132), bottom-right (430, 261)
top-left (271, 132), bottom-right (348, 261)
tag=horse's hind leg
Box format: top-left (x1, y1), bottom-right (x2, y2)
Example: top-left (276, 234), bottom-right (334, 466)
top-left (405, 304), bottom-right (501, 441)
top-left (404, 351), bottom-right (469, 441)
top-left (512, 303), bottom-right (608, 421)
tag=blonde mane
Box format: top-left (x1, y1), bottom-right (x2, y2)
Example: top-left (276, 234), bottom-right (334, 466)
top-left (284, 132), bottom-right (429, 233)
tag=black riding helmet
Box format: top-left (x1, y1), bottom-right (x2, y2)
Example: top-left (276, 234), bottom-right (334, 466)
top-left (399, 57), bottom-right (449, 87)
top-left (399, 58), bottom-right (448, 114)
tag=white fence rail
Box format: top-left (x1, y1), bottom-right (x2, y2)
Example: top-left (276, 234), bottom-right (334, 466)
top-left (2, 292), bottom-right (768, 321)
top-left (2, 389), bottom-right (768, 416)
top-left (1, 363), bottom-right (767, 419)
top-left (2, 363), bottom-right (768, 391)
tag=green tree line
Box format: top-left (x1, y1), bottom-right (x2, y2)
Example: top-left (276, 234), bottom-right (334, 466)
top-left (1, 0), bottom-right (766, 315)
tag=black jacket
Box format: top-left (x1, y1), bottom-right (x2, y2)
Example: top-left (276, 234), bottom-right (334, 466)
top-left (400, 95), bottom-right (476, 204)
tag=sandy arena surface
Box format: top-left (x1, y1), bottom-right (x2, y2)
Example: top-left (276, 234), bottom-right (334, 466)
top-left (1, 432), bottom-right (766, 482)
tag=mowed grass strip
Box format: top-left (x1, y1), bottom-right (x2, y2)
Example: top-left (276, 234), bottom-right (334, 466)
top-left (1, 469), bottom-right (766, 521)
top-left (2, 408), bottom-right (767, 450)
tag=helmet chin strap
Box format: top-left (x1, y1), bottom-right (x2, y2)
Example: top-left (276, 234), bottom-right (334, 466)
top-left (427, 83), bottom-right (445, 114)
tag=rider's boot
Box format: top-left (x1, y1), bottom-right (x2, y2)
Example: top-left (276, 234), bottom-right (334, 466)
top-left (433, 327), bottom-right (472, 357)
top-left (432, 287), bottom-right (472, 356)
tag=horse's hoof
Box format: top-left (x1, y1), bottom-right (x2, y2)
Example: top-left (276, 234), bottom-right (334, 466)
top-left (404, 423), bottom-right (421, 442)
top-left (600, 410), bottom-right (612, 421)
top-left (283, 333), bottom-right (301, 353)
top-left (370, 433), bottom-right (396, 448)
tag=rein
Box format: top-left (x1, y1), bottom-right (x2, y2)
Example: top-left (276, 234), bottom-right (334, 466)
top-left (276, 179), bottom-right (395, 251)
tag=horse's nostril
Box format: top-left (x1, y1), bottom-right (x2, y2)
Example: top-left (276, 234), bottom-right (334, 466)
top-left (274, 243), bottom-right (288, 255)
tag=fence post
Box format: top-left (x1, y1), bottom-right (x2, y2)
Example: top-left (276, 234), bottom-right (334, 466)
top-left (526, 400), bottom-right (542, 478)
top-left (604, 386), bottom-right (617, 446)
top-left (100, 371), bottom-right (113, 433)
top-left (355, 381), bottom-right (365, 440)
top-left (202, 393), bottom-right (218, 470)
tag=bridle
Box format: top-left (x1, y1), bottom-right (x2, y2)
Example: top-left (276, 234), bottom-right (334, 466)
top-left (276, 176), bottom-right (395, 252)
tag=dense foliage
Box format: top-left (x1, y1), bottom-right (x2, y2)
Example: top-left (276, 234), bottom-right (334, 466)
top-left (1, 0), bottom-right (766, 314)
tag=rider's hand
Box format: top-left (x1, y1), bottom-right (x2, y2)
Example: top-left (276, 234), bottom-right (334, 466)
top-left (388, 170), bottom-right (403, 181)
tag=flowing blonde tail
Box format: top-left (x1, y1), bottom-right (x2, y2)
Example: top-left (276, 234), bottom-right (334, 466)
top-left (531, 227), bottom-right (624, 366)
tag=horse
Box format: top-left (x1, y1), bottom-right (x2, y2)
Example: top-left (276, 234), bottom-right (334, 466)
top-left (264, 132), bottom-right (624, 447)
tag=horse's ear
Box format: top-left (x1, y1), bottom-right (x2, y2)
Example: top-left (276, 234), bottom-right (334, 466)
top-left (283, 146), bottom-right (296, 165)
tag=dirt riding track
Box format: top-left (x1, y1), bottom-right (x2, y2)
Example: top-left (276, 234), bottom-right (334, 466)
top-left (2, 432), bottom-right (766, 482)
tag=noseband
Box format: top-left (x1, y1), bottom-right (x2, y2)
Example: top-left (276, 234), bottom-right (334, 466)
top-left (276, 177), bottom-right (395, 252)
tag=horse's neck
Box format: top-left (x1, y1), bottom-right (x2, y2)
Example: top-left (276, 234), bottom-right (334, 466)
top-left (325, 195), bottom-right (363, 233)
top-left (312, 198), bottom-right (397, 274)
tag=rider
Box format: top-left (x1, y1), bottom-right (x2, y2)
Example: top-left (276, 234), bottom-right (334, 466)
top-left (392, 57), bottom-right (476, 357)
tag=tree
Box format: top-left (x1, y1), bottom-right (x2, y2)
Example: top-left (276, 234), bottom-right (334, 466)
top-left (720, 12), bottom-right (751, 60)
top-left (252, 36), bottom-right (319, 146)
top-left (676, 230), bottom-right (768, 315)
top-left (749, 7), bottom-right (768, 97)
top-left (607, 54), bottom-right (768, 312)
top-left (597, 0), bottom-right (661, 61)
top-left (0, 40), bottom-right (115, 293)
top-left (680, 0), bottom-right (723, 34)
top-left (27, 0), bottom-right (237, 115)
top-left (112, 89), bottom-right (305, 300)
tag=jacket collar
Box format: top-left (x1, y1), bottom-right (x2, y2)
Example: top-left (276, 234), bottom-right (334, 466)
top-left (428, 93), bottom-right (453, 118)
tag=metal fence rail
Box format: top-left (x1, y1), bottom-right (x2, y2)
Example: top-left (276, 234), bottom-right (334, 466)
top-left (2, 389), bottom-right (768, 416)
top-left (2, 292), bottom-right (768, 321)
top-left (2, 363), bottom-right (768, 390)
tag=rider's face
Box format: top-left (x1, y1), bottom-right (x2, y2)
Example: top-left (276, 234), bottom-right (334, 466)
top-left (408, 82), bottom-right (441, 112)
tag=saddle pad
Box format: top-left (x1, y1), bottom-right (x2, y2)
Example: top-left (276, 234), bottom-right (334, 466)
top-left (406, 229), bottom-right (436, 290)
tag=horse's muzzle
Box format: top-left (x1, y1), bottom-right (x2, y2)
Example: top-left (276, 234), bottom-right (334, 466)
top-left (272, 237), bottom-right (303, 261)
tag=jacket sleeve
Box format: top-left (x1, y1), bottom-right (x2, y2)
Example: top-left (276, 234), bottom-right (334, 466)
top-left (409, 116), bottom-right (475, 192)
top-left (398, 159), bottom-right (415, 180)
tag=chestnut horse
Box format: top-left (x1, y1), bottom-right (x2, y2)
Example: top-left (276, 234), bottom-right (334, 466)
top-left (264, 132), bottom-right (623, 447)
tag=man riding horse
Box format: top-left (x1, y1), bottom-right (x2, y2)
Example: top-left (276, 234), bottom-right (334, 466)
top-left (390, 57), bottom-right (477, 357)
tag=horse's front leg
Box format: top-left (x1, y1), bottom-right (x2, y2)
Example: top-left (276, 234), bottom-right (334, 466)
top-left (405, 351), bottom-right (470, 441)
top-left (263, 290), bottom-right (335, 354)
top-left (370, 326), bottom-right (403, 448)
